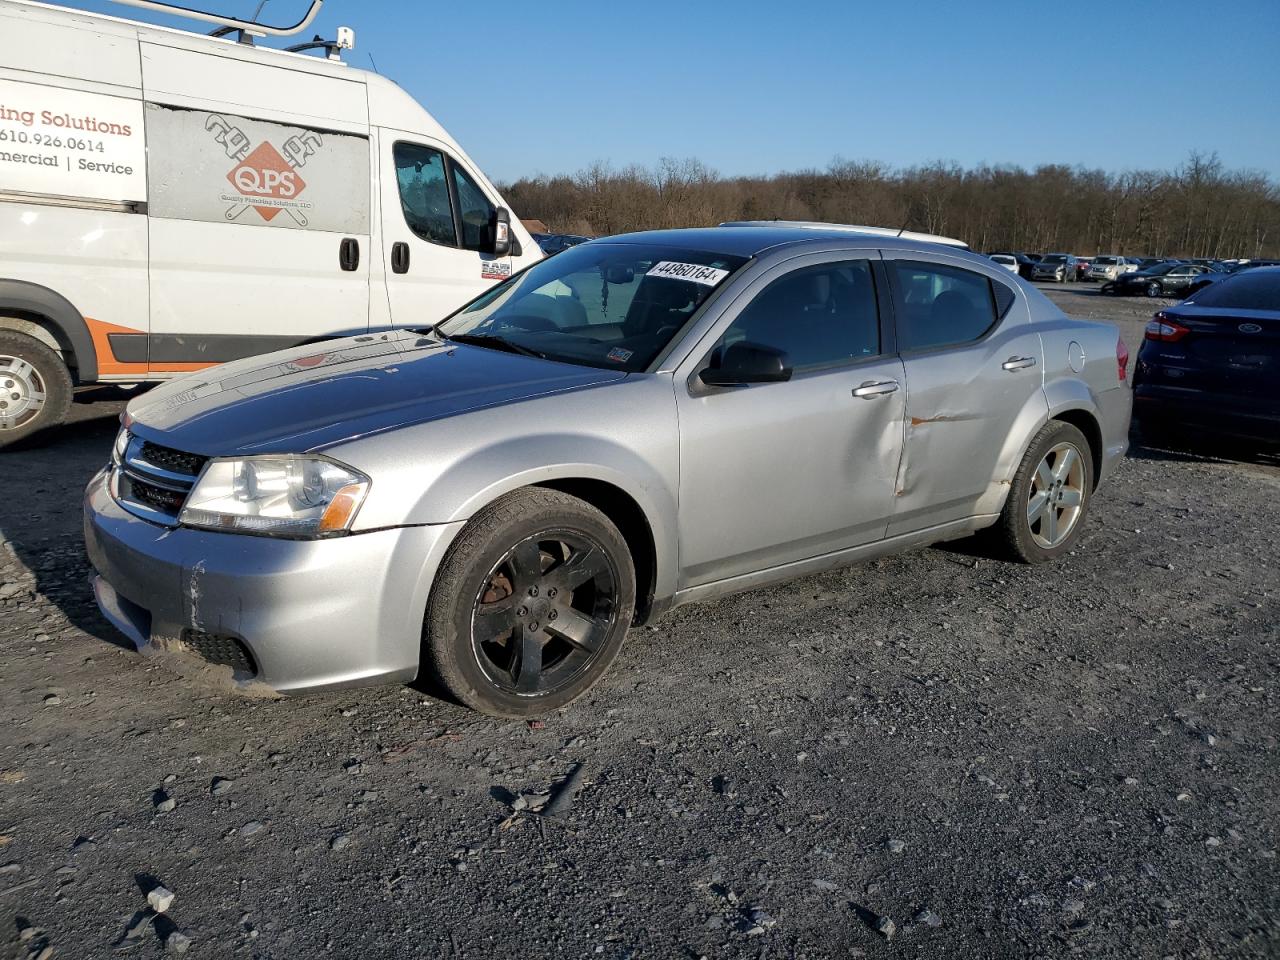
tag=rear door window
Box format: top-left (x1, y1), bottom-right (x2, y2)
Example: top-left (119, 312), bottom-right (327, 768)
top-left (888, 261), bottom-right (1000, 351)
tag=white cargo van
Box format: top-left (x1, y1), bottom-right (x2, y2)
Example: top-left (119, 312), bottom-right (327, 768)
top-left (0, 0), bottom-right (541, 445)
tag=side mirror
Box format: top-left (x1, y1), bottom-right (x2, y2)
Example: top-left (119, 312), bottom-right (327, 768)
top-left (699, 341), bottom-right (792, 387)
top-left (491, 207), bottom-right (512, 257)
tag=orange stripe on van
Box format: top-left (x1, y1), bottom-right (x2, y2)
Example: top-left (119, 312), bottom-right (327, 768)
top-left (83, 317), bottom-right (215, 376)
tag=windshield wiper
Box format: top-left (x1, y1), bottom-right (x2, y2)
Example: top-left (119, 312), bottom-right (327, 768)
top-left (444, 333), bottom-right (547, 360)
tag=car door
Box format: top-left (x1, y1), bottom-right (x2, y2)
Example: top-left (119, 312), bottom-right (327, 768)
top-left (377, 131), bottom-right (515, 326)
top-left (882, 254), bottom-right (1048, 536)
top-left (673, 254), bottom-right (906, 589)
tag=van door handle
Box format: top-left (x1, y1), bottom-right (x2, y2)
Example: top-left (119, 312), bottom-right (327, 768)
top-left (1001, 356), bottom-right (1037, 371)
top-left (339, 237), bottom-right (360, 272)
top-left (391, 241), bottom-right (410, 275)
top-left (852, 379), bottom-right (899, 399)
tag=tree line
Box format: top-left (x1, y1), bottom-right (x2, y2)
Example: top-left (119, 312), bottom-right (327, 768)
top-left (503, 152), bottom-right (1279, 258)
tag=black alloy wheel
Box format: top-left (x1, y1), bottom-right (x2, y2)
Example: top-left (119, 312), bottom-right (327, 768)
top-left (470, 531), bottom-right (618, 697)
top-left (423, 487), bottom-right (636, 717)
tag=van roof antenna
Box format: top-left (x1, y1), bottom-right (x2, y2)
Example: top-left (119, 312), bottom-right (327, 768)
top-left (107, 0), bottom-right (324, 45)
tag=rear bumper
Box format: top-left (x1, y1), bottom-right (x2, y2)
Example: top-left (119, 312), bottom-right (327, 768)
top-left (83, 467), bottom-right (463, 693)
top-left (1134, 386), bottom-right (1280, 443)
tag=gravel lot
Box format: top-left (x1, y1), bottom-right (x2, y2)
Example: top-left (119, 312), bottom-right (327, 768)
top-left (1, 284), bottom-right (1277, 958)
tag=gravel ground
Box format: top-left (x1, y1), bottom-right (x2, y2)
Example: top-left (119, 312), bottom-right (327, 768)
top-left (1, 285), bottom-right (1277, 959)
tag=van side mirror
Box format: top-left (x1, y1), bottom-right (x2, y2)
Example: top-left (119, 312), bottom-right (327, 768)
top-left (491, 207), bottom-right (512, 257)
top-left (699, 341), bottom-right (793, 387)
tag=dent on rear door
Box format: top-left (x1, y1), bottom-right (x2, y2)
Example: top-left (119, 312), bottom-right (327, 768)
top-left (886, 264), bottom-right (1049, 536)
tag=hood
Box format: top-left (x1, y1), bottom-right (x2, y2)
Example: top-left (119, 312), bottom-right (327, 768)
top-left (126, 330), bottom-right (627, 455)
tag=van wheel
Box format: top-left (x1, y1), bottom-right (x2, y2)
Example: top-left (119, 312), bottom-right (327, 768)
top-left (423, 487), bottom-right (636, 718)
top-left (994, 421), bottom-right (1094, 564)
top-left (0, 330), bottom-right (73, 449)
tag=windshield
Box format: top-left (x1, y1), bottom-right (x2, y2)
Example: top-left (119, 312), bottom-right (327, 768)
top-left (1185, 270), bottom-right (1280, 311)
top-left (1041, 254), bottom-right (1068, 264)
top-left (1094, 257), bottom-right (1117, 265)
top-left (1143, 264), bottom-right (1177, 276)
top-left (436, 243), bottom-right (749, 372)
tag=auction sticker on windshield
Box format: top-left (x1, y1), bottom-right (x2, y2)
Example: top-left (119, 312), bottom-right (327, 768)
top-left (646, 261), bottom-right (730, 286)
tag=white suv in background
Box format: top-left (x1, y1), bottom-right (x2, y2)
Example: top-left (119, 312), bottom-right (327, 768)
top-left (1087, 256), bottom-right (1130, 282)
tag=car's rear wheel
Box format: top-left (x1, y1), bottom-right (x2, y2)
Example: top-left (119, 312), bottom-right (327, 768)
top-left (423, 487), bottom-right (636, 717)
top-left (0, 330), bottom-right (73, 449)
top-left (994, 421), bottom-right (1094, 563)
top-left (1146, 281), bottom-right (1163, 298)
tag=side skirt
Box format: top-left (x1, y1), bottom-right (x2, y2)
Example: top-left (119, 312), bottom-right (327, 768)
top-left (668, 515), bottom-right (1000, 611)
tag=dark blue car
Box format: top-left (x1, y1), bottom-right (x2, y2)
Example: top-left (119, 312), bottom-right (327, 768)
top-left (1133, 267), bottom-right (1280, 445)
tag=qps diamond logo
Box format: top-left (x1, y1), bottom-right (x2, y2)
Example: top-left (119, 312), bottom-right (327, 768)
top-left (226, 142), bottom-right (307, 223)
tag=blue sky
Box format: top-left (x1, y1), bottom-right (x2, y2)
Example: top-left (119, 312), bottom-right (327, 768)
top-left (54, 0), bottom-right (1280, 183)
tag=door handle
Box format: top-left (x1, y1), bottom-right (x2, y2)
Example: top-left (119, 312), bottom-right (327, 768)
top-left (391, 241), bottom-right (410, 275)
top-left (339, 237), bottom-right (360, 272)
top-left (1001, 356), bottom-right (1037, 371)
top-left (852, 379), bottom-right (899, 399)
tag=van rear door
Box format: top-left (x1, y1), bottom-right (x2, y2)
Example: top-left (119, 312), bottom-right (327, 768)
top-left (376, 128), bottom-right (515, 326)
top-left (139, 43), bottom-right (372, 374)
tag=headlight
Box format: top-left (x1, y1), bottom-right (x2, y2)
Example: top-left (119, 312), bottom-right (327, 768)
top-left (112, 426), bottom-right (129, 465)
top-left (179, 456), bottom-right (370, 538)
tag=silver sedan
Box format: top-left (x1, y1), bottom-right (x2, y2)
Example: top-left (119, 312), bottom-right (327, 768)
top-left (84, 225), bottom-right (1132, 716)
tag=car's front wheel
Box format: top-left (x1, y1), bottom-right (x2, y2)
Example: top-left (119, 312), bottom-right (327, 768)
top-left (1146, 281), bottom-right (1163, 298)
top-left (423, 487), bottom-right (636, 717)
top-left (994, 421), bottom-right (1094, 563)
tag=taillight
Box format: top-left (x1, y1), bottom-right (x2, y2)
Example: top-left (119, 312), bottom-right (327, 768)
top-left (1144, 311), bottom-right (1190, 342)
top-left (1116, 336), bottom-right (1129, 382)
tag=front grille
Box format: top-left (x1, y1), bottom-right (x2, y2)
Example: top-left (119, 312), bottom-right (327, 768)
top-left (119, 473), bottom-right (187, 515)
top-left (182, 629), bottom-right (257, 676)
top-left (115, 434), bottom-right (204, 524)
top-left (140, 441), bottom-right (207, 477)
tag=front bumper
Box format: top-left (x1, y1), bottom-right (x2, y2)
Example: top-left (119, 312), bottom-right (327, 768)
top-left (83, 467), bottom-right (463, 693)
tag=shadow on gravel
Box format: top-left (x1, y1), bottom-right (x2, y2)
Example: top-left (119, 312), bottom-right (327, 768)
top-left (1127, 427), bottom-right (1280, 469)
top-left (0, 393), bottom-right (127, 651)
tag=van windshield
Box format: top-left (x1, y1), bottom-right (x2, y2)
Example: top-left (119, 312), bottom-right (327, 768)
top-left (436, 243), bottom-right (748, 372)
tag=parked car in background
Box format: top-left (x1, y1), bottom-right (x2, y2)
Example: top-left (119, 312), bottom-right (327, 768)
top-left (1031, 254), bottom-right (1079, 283)
top-left (1103, 263), bottom-right (1214, 298)
top-left (84, 225), bottom-right (1132, 716)
top-left (1075, 258), bottom-right (1092, 280)
top-left (1133, 266), bottom-right (1279, 445)
top-left (988, 254), bottom-right (1021, 274)
top-left (1088, 256), bottom-right (1130, 282)
top-left (988, 252), bottom-right (1038, 279)
top-left (533, 233), bottom-right (593, 256)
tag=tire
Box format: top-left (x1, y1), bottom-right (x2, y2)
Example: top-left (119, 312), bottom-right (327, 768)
top-left (0, 330), bottom-right (73, 449)
top-left (423, 487), bottom-right (636, 717)
top-left (1146, 281), bottom-right (1162, 298)
top-left (994, 421), bottom-right (1095, 564)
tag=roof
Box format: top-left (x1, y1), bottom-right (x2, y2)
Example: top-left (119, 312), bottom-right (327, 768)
top-left (597, 226), bottom-right (983, 262)
top-left (721, 221), bottom-right (969, 249)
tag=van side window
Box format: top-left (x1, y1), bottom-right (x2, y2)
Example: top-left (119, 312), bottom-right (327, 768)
top-left (889, 260), bottom-right (999, 352)
top-left (452, 164), bottom-right (497, 252)
top-left (393, 143), bottom-right (456, 246)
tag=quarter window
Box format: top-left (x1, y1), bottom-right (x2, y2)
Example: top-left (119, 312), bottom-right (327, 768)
top-left (393, 142), bottom-right (456, 246)
top-left (712, 261), bottom-right (881, 371)
top-left (889, 261), bottom-right (1000, 351)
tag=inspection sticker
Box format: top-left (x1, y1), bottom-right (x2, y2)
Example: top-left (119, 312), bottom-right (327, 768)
top-left (646, 261), bottom-right (729, 286)
top-left (606, 347), bottom-right (634, 363)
